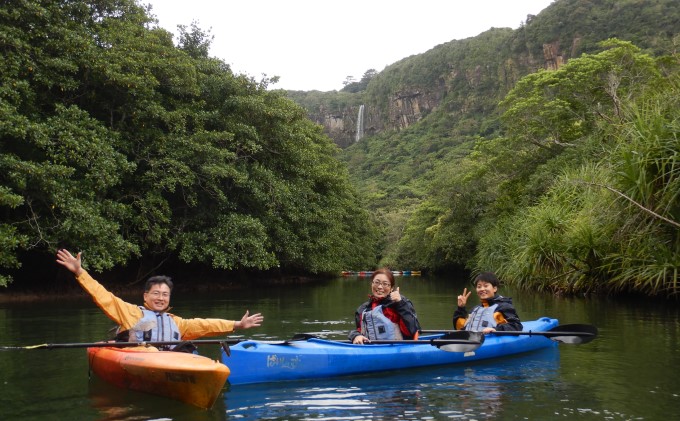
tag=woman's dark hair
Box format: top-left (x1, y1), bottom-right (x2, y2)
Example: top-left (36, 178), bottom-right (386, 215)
top-left (473, 272), bottom-right (499, 288)
top-left (145, 275), bottom-right (173, 292)
top-left (371, 268), bottom-right (396, 288)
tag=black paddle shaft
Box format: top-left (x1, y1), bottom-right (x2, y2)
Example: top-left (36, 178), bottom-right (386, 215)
top-left (0, 338), bottom-right (244, 351)
top-left (421, 323), bottom-right (598, 344)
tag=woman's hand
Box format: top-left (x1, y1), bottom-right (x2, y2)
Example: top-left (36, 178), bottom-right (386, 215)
top-left (389, 287), bottom-right (402, 302)
top-left (353, 334), bottom-right (370, 344)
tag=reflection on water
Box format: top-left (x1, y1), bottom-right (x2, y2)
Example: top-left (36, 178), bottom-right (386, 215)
top-left (2, 274), bottom-right (679, 420)
top-left (224, 347), bottom-right (561, 420)
top-left (88, 376), bottom-right (228, 421)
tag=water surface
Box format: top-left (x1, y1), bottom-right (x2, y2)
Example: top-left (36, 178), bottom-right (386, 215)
top-left (1, 273), bottom-right (678, 420)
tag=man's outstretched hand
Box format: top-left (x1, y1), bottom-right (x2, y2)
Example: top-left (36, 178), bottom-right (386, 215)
top-left (56, 249), bottom-right (83, 276)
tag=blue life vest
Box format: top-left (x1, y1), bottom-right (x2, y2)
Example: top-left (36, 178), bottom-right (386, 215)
top-left (125, 308), bottom-right (181, 350)
top-left (361, 305), bottom-right (404, 340)
top-left (465, 303), bottom-right (499, 331)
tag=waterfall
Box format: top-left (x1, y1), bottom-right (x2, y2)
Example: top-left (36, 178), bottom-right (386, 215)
top-left (355, 104), bottom-right (365, 142)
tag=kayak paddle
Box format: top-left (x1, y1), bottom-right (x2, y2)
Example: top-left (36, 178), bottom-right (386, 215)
top-left (421, 323), bottom-right (598, 344)
top-left (287, 331), bottom-right (485, 353)
top-left (0, 338), bottom-right (251, 351)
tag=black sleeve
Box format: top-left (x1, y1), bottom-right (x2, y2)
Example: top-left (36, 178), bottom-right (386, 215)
top-left (348, 329), bottom-right (362, 342)
top-left (495, 301), bottom-right (523, 331)
top-left (348, 302), bottom-right (368, 341)
top-left (392, 297), bottom-right (421, 338)
top-left (452, 306), bottom-right (468, 330)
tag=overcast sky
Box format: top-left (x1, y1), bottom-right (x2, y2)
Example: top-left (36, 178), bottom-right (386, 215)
top-left (145, 0), bottom-right (555, 91)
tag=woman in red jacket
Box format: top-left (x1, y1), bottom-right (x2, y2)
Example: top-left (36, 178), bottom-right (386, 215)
top-left (348, 268), bottom-right (421, 344)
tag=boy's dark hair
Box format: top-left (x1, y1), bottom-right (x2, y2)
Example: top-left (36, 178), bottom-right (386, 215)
top-left (145, 275), bottom-right (173, 292)
top-left (473, 272), bottom-right (499, 288)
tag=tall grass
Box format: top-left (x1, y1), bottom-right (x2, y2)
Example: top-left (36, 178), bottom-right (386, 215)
top-left (602, 82), bottom-right (680, 295)
top-left (476, 163), bottom-right (619, 294)
top-left (475, 78), bottom-right (680, 296)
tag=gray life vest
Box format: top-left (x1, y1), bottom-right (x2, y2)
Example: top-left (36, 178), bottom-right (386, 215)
top-left (464, 303), bottom-right (499, 331)
top-left (361, 305), bottom-right (404, 340)
top-left (124, 307), bottom-right (181, 350)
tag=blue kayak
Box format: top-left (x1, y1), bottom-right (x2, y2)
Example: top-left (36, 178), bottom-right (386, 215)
top-left (222, 317), bottom-right (559, 385)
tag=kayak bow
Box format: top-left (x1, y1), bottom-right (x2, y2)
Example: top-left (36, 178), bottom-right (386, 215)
top-left (88, 345), bottom-right (230, 409)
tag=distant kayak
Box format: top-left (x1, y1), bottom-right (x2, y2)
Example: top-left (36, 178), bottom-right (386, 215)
top-left (222, 317), bottom-right (559, 385)
top-left (87, 345), bottom-right (230, 409)
top-left (341, 270), bottom-right (421, 276)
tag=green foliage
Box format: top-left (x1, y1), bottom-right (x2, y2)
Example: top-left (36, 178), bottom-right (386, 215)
top-left (476, 164), bottom-right (620, 293)
top-left (177, 21), bottom-right (214, 59)
top-left (0, 0), bottom-right (379, 284)
top-left (475, 60), bottom-right (680, 296)
top-left (392, 39), bottom-right (668, 277)
top-left (285, 90), bottom-right (364, 115)
top-left (341, 69), bottom-right (378, 93)
top-left (518, 0), bottom-right (680, 59)
top-left (363, 28), bottom-right (519, 117)
top-left (601, 82), bottom-right (680, 295)
top-left (328, 0), bottom-right (679, 295)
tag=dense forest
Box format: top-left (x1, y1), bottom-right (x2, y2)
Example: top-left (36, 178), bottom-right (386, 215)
top-left (0, 0), bottom-right (381, 288)
top-left (301, 0), bottom-right (680, 296)
top-left (391, 40), bottom-right (680, 296)
top-left (1, 0), bottom-right (678, 298)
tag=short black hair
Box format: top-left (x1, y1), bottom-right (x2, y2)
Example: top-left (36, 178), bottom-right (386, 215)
top-left (145, 275), bottom-right (173, 292)
top-left (473, 272), bottom-right (499, 288)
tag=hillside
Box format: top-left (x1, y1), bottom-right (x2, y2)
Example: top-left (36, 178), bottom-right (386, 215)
top-left (287, 0), bottom-right (680, 296)
top-left (292, 0), bottom-right (679, 150)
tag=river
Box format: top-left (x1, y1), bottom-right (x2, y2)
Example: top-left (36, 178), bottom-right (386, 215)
top-left (1, 273), bottom-right (678, 420)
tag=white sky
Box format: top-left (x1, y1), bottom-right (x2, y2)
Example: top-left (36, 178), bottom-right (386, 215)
top-left (145, 0), bottom-right (555, 91)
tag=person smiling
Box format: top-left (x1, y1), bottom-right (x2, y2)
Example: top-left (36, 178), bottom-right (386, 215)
top-left (56, 249), bottom-right (263, 350)
top-left (349, 268), bottom-right (421, 344)
top-left (453, 272), bottom-right (522, 333)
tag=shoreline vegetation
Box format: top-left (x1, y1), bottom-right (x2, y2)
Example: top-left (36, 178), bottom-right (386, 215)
top-left (2, 1), bottom-right (678, 298)
top-left (0, 276), bottom-right (322, 303)
top-left (0, 259), bottom-right (344, 298)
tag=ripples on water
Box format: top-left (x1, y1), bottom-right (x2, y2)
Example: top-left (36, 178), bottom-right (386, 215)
top-left (3, 276), bottom-right (678, 420)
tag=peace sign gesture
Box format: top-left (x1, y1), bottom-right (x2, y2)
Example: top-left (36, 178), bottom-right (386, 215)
top-left (457, 288), bottom-right (472, 307)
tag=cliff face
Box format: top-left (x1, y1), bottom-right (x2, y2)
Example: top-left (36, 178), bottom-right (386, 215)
top-left (303, 41), bottom-right (566, 148)
top-left (304, 88), bottom-right (443, 148)
top-left (388, 89), bottom-right (443, 130)
top-left (306, 103), bottom-right (385, 148)
top-left (306, 107), bottom-right (351, 149)
top-left (297, 0), bottom-right (679, 148)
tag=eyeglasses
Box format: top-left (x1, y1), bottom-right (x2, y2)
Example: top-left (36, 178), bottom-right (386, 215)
top-left (371, 280), bottom-right (391, 288)
top-left (146, 291), bottom-right (170, 298)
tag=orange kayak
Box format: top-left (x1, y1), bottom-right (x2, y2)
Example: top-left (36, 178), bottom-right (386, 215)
top-left (87, 345), bottom-right (230, 409)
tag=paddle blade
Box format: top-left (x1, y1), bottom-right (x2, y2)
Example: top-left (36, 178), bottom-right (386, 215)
top-left (546, 324), bottom-right (598, 344)
top-left (435, 331), bottom-right (485, 352)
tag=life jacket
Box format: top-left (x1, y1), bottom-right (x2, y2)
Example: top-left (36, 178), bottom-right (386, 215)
top-left (464, 303), bottom-right (499, 331)
top-left (117, 307), bottom-right (182, 351)
top-left (361, 305), bottom-right (404, 340)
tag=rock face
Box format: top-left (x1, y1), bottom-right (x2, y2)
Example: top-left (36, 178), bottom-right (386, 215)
top-left (307, 106), bottom-right (363, 149)
top-left (388, 89), bottom-right (442, 130)
top-left (305, 89), bottom-right (442, 149)
top-left (306, 103), bottom-right (384, 149)
top-left (304, 42), bottom-right (567, 148)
